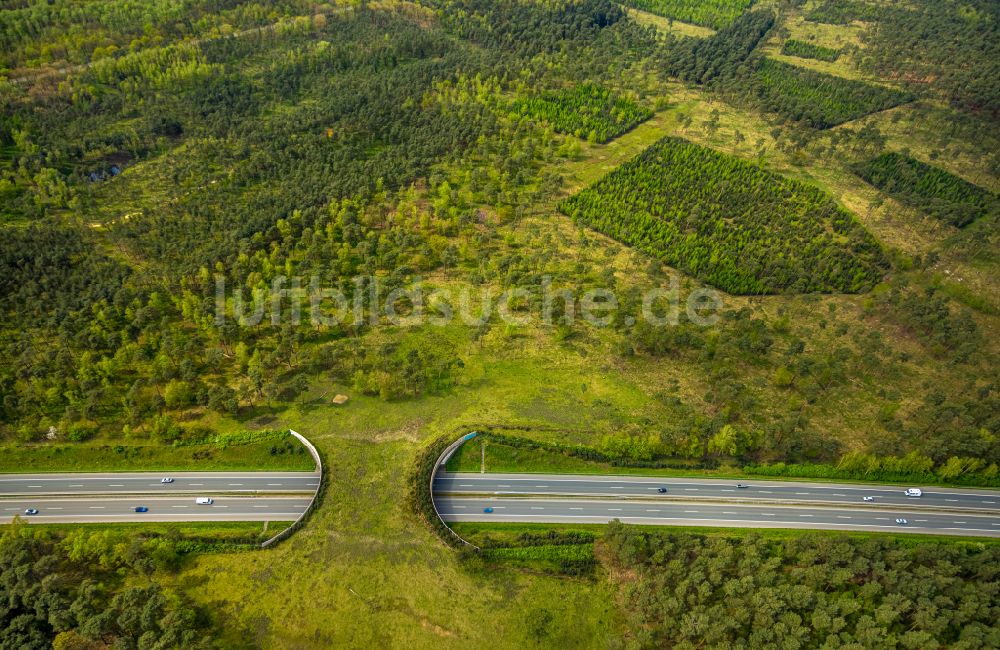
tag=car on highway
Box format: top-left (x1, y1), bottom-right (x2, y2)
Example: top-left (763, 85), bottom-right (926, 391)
top-left (904, 488), bottom-right (922, 497)
top-left (24, 508), bottom-right (38, 515)
top-left (736, 483), bottom-right (749, 489)
top-left (895, 518), bottom-right (908, 525)
top-left (657, 487), bottom-right (668, 493)
top-left (134, 506), bottom-right (148, 513)
top-left (195, 497), bottom-right (214, 505)
top-left (483, 507), bottom-right (493, 513)
top-left (863, 496), bottom-right (874, 502)
top-left (161, 478), bottom-right (174, 484)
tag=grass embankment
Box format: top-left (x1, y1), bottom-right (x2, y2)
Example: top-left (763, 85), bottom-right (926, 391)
top-left (0, 431), bottom-right (315, 473)
top-left (11, 520), bottom-right (293, 540)
top-left (451, 521), bottom-right (1000, 547)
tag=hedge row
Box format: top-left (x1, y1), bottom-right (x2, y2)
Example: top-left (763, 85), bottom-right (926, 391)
top-left (171, 428), bottom-right (290, 448)
top-left (744, 459), bottom-right (1000, 487)
top-left (483, 431), bottom-right (719, 469)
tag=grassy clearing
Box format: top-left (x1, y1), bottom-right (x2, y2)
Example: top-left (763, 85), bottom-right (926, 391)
top-left (0, 437), bottom-right (315, 473)
top-left (623, 6), bottom-right (715, 38)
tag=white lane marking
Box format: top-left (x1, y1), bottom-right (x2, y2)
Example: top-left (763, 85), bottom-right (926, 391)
top-left (215, 506), bottom-right (228, 508)
top-left (28, 485), bottom-right (41, 488)
top-left (493, 507), bottom-right (505, 510)
top-left (89, 506), bottom-right (104, 509)
top-left (833, 494), bottom-right (846, 497)
top-left (498, 484), bottom-right (510, 488)
top-left (306, 483), bottom-right (319, 486)
top-left (608, 508), bottom-right (623, 511)
top-left (946, 499), bottom-right (958, 503)
top-left (109, 484), bottom-right (124, 487)
top-left (267, 483), bottom-right (283, 486)
top-left (172, 506), bottom-right (188, 508)
top-left (684, 510), bottom-right (699, 514)
top-left (954, 521), bottom-right (967, 524)
top-left (69, 484), bottom-right (83, 488)
top-left (915, 519), bottom-right (928, 522)
top-left (723, 512), bottom-right (737, 515)
top-left (569, 507), bottom-right (583, 511)
top-left (720, 489), bottom-right (734, 492)
top-left (611, 486), bottom-right (625, 489)
top-left (458, 484), bottom-right (474, 487)
top-left (535, 485), bottom-right (549, 488)
top-left (799, 515), bottom-right (814, 518)
top-left (684, 489), bottom-right (698, 491)
top-left (795, 492), bottom-right (810, 495)
top-left (452, 505), bottom-right (466, 509)
top-left (646, 509), bottom-right (661, 512)
top-left (837, 516), bottom-right (851, 519)
top-left (759, 491), bottom-right (773, 494)
top-left (228, 483), bottom-right (244, 486)
top-left (190, 483), bottom-right (203, 486)
top-left (47, 507), bottom-right (62, 510)
top-left (530, 507), bottom-right (545, 510)
top-left (983, 501), bottom-right (996, 504)
top-left (763, 513), bottom-right (776, 516)
top-left (253, 506), bottom-right (269, 509)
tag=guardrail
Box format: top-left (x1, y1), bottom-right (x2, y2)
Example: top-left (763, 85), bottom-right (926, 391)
top-left (261, 429), bottom-right (323, 548)
top-left (429, 432), bottom-right (480, 550)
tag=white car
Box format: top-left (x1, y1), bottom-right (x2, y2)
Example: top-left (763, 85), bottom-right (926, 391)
top-left (195, 497), bottom-right (214, 505)
top-left (895, 518), bottom-right (908, 525)
top-left (904, 488), bottom-right (922, 497)
top-left (863, 496), bottom-right (874, 502)
top-left (161, 478), bottom-right (174, 484)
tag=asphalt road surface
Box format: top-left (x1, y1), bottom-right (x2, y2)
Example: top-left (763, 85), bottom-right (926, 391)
top-left (437, 496), bottom-right (1000, 537)
top-left (0, 496), bottom-right (311, 523)
top-left (435, 472), bottom-right (1000, 512)
top-left (0, 472), bottom-right (321, 496)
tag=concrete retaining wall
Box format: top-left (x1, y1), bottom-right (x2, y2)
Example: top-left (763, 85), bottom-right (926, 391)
top-left (261, 429), bottom-right (322, 548)
top-left (430, 432), bottom-right (480, 549)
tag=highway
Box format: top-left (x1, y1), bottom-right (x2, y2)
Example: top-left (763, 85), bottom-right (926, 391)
top-left (435, 472), bottom-right (1000, 512)
top-left (0, 472), bottom-right (321, 496)
top-left (436, 496), bottom-right (1000, 537)
top-left (0, 496), bottom-right (311, 523)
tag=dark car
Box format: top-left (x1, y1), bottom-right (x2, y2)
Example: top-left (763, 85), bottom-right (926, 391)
top-left (134, 506), bottom-right (149, 513)
top-left (483, 507), bottom-right (494, 513)
top-left (657, 487), bottom-right (668, 493)
top-left (24, 508), bottom-right (39, 515)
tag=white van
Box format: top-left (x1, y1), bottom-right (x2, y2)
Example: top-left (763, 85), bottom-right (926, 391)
top-left (904, 488), bottom-right (922, 497)
top-left (195, 497), bottom-right (214, 505)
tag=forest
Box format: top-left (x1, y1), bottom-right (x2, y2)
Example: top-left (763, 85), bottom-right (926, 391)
top-left (854, 152), bottom-right (998, 228)
top-left (559, 136), bottom-right (889, 294)
top-left (805, 0), bottom-right (880, 25)
top-left (509, 83), bottom-right (652, 143)
top-left (601, 522), bottom-right (1000, 649)
top-left (750, 58), bottom-right (912, 128)
top-left (1, 0), bottom-right (1000, 646)
top-left (855, 0), bottom-right (1000, 121)
top-left (619, 0), bottom-right (753, 30)
top-left (781, 38), bottom-right (840, 63)
top-left (0, 523), bottom-right (220, 649)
